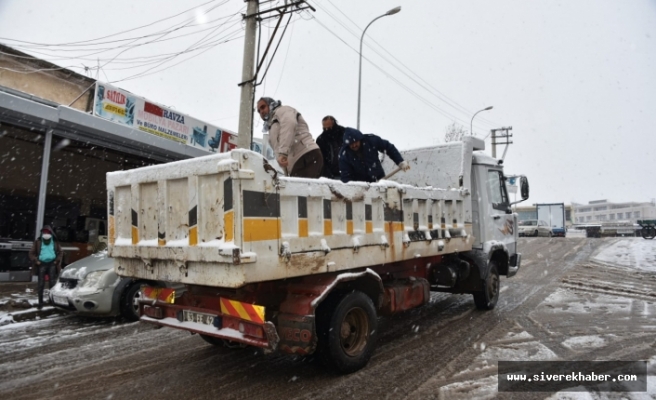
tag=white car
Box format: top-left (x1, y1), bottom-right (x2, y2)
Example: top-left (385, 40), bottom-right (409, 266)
top-left (518, 219), bottom-right (553, 237)
top-left (49, 251), bottom-right (181, 321)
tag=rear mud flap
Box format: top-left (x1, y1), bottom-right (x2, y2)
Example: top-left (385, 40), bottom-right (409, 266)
top-left (277, 313), bottom-right (316, 355)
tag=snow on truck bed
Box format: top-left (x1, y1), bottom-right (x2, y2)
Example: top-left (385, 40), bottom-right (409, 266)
top-left (107, 139), bottom-right (482, 287)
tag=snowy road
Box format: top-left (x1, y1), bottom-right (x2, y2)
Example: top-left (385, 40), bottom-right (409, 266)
top-left (1, 238), bottom-right (655, 399)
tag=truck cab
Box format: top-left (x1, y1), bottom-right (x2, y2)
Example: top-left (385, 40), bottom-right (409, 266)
top-left (470, 153), bottom-right (520, 277)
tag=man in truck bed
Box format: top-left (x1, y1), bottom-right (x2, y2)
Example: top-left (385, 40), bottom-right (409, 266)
top-left (257, 97), bottom-right (323, 178)
top-left (339, 127), bottom-right (410, 183)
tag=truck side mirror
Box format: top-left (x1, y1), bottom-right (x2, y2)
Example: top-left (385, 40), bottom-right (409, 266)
top-left (520, 176), bottom-right (529, 200)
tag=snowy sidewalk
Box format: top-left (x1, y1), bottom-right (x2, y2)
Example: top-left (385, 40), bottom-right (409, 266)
top-left (592, 238), bottom-right (656, 272)
top-left (0, 282), bottom-right (63, 326)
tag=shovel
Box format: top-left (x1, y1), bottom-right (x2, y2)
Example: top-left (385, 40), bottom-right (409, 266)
top-left (379, 166), bottom-right (402, 181)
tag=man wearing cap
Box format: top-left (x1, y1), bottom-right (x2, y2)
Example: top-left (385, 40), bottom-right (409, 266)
top-left (256, 97), bottom-right (323, 178)
top-left (29, 225), bottom-right (63, 309)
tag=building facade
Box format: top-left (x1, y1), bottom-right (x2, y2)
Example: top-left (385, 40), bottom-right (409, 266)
top-left (0, 44), bottom-right (242, 265)
top-left (572, 200), bottom-right (656, 225)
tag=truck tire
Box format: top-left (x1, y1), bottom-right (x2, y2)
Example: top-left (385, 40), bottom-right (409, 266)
top-left (473, 262), bottom-right (499, 310)
top-left (120, 282), bottom-right (142, 322)
top-left (316, 291), bottom-right (378, 374)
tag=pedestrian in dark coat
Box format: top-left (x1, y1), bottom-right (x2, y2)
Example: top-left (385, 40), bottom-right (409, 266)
top-left (316, 115), bottom-right (345, 179)
top-left (338, 128), bottom-right (410, 183)
top-left (28, 225), bottom-right (63, 309)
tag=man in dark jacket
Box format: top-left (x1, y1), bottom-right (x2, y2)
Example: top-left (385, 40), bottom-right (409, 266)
top-left (316, 115), bottom-right (345, 179)
top-left (339, 128), bottom-right (410, 183)
top-left (29, 225), bottom-right (63, 309)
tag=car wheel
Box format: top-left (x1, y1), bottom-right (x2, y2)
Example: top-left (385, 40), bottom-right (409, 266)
top-left (120, 282), bottom-right (142, 322)
top-left (316, 291), bottom-right (378, 374)
top-left (473, 262), bottom-right (500, 310)
top-left (534, 230), bottom-right (539, 237)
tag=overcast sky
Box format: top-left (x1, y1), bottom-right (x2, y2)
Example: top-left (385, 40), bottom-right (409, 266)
top-left (0, 0), bottom-right (654, 205)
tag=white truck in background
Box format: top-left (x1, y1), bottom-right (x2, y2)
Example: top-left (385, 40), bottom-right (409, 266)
top-left (107, 136), bottom-right (529, 373)
top-left (536, 203), bottom-right (566, 237)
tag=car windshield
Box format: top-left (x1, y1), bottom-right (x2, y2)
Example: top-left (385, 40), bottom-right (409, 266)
top-left (519, 220), bottom-right (537, 226)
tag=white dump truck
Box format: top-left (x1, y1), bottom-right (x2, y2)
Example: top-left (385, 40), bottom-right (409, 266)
top-left (107, 136), bottom-right (528, 373)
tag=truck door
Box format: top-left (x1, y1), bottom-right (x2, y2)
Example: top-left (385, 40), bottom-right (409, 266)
top-left (486, 169), bottom-right (516, 253)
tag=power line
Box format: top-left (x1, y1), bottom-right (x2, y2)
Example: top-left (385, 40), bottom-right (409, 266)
top-left (110, 28), bottom-right (244, 83)
top-left (0, 0), bottom-right (224, 48)
top-left (0, 5), bottom-right (245, 82)
top-left (311, 0), bottom-right (499, 130)
top-left (323, 0), bottom-right (497, 127)
top-left (272, 16), bottom-right (297, 97)
top-left (311, 16), bottom-right (484, 130)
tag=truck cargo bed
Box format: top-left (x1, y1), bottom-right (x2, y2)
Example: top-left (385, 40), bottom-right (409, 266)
top-left (108, 140), bottom-right (479, 288)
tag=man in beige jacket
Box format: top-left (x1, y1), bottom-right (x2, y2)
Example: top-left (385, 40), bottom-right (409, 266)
top-left (257, 97), bottom-right (323, 178)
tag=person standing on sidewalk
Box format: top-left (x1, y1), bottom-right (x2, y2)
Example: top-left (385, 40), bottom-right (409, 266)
top-left (29, 225), bottom-right (63, 309)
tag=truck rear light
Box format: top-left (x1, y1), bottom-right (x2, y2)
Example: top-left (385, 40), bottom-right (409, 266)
top-left (143, 305), bottom-right (164, 319)
top-left (224, 318), bottom-right (265, 339)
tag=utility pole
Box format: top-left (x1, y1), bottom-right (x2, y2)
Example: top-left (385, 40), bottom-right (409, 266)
top-left (489, 126), bottom-right (513, 159)
top-left (236, 0), bottom-right (315, 150)
top-left (237, 0), bottom-right (259, 150)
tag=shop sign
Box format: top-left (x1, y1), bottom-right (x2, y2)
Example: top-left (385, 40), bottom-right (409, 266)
top-left (93, 82), bottom-right (238, 153)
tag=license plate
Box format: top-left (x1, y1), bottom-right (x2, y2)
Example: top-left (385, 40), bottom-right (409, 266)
top-left (182, 310), bottom-right (217, 326)
top-left (52, 295), bottom-right (68, 306)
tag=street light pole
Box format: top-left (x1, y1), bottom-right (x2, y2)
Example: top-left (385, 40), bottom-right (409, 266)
top-left (470, 105), bottom-right (493, 137)
top-left (357, 6), bottom-right (401, 130)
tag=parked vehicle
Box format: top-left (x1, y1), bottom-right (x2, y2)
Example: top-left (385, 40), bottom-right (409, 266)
top-left (637, 220), bottom-right (656, 239)
top-left (536, 203), bottom-right (566, 237)
top-left (518, 220), bottom-right (552, 237)
top-left (0, 239), bottom-right (32, 282)
top-left (49, 251), bottom-right (181, 321)
top-left (107, 137), bottom-right (529, 373)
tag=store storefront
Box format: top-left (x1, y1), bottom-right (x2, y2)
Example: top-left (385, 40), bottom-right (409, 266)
top-left (0, 44), bottom-right (277, 281)
top-left (1, 86), bottom-right (220, 265)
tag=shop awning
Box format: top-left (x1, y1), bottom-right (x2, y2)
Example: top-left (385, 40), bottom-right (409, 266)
top-left (0, 89), bottom-right (210, 163)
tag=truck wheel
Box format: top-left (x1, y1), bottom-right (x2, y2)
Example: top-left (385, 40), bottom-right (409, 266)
top-left (199, 334), bottom-right (247, 349)
top-left (120, 282), bottom-right (142, 322)
top-left (316, 291), bottom-right (378, 374)
top-left (473, 262), bottom-right (500, 310)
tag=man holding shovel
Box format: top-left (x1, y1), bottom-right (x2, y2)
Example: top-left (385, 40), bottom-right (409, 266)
top-left (338, 127), bottom-right (409, 183)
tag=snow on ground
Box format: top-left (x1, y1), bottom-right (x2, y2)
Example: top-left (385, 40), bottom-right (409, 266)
top-left (593, 238), bottom-right (656, 272)
top-left (434, 239), bottom-right (656, 399)
top-left (561, 335), bottom-right (607, 350)
top-left (545, 355), bottom-right (656, 400)
top-left (540, 288), bottom-right (634, 317)
top-left (566, 230), bottom-right (587, 238)
top-left (0, 288), bottom-right (40, 326)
